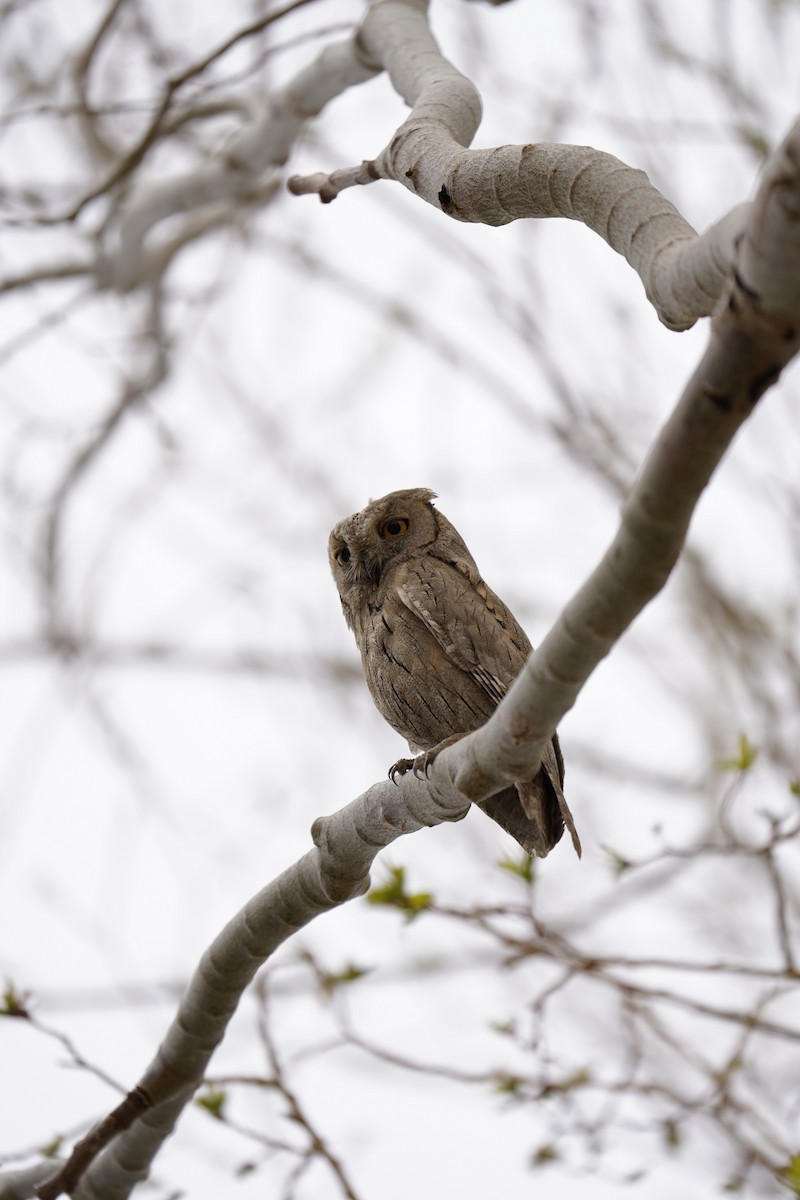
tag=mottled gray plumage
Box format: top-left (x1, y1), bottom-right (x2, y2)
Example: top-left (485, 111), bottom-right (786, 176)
top-left (329, 488), bottom-right (580, 858)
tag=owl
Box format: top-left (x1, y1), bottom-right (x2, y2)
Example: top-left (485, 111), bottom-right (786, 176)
top-left (329, 488), bottom-right (580, 858)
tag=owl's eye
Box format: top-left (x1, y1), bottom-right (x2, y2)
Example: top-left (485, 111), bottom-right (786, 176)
top-left (379, 518), bottom-right (409, 539)
top-left (337, 546), bottom-right (351, 564)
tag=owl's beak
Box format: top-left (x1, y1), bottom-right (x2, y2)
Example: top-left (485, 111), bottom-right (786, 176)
top-left (364, 559), bottom-right (381, 585)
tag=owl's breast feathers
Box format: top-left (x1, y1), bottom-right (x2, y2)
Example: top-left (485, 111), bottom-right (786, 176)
top-left (357, 551), bottom-right (528, 750)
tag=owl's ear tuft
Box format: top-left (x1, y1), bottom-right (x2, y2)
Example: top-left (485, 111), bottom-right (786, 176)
top-left (388, 486), bottom-right (437, 508)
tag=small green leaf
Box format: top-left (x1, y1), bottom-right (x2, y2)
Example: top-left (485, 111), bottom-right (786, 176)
top-left (498, 854), bottom-right (534, 884)
top-left (319, 963), bottom-right (370, 996)
top-left (722, 1179), bottom-right (743, 1193)
top-left (196, 1087), bottom-right (226, 1120)
top-left (718, 734), bottom-right (758, 773)
top-left (493, 1072), bottom-right (522, 1094)
top-left (531, 1144), bottom-right (558, 1167)
top-left (664, 1118), bottom-right (681, 1150)
top-left (366, 865), bottom-right (407, 905)
top-left (1, 982), bottom-right (31, 1018)
top-left (40, 1135), bottom-right (63, 1159)
top-left (489, 1019), bottom-right (517, 1037)
top-left (734, 122), bottom-right (771, 160)
top-left (601, 845), bottom-right (631, 878)
top-left (366, 866), bottom-right (433, 922)
top-left (405, 894), bottom-right (433, 921)
top-left (494, 1080), bottom-right (525, 1099)
top-left (789, 780), bottom-right (800, 798)
top-left (783, 1155), bottom-right (800, 1194)
top-left (564, 1067), bottom-right (591, 1089)
top-left (541, 1067), bottom-right (591, 1096)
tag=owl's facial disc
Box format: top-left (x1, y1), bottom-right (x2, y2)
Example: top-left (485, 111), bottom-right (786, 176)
top-left (332, 533), bottom-right (382, 586)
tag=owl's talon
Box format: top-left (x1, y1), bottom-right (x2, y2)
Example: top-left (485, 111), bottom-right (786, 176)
top-left (390, 753), bottom-right (433, 781)
top-left (407, 749), bottom-right (435, 778)
top-left (389, 757), bottom-right (414, 784)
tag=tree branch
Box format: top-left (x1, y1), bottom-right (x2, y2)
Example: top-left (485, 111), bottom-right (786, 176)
top-left (106, 30), bottom-right (381, 288)
top-left (0, 1164), bottom-right (63, 1200)
top-left (288, 0), bottom-right (756, 331)
top-left (34, 773), bottom-right (461, 1199)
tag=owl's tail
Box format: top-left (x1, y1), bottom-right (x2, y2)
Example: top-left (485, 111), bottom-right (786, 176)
top-left (478, 737), bottom-right (581, 859)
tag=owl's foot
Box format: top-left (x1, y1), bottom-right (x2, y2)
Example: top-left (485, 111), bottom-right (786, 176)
top-left (389, 757), bottom-right (416, 783)
top-left (388, 751), bottom-right (436, 783)
top-left (389, 734), bottom-right (465, 784)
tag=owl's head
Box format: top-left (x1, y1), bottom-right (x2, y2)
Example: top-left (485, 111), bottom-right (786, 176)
top-left (329, 488), bottom-right (440, 617)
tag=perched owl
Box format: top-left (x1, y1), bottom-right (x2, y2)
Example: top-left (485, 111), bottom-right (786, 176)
top-left (329, 487), bottom-right (580, 858)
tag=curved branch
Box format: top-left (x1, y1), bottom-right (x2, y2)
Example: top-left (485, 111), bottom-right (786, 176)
top-left (71, 0), bottom-right (131, 163)
top-left (0, 262), bottom-right (92, 295)
top-left (35, 774), bottom-right (465, 1200)
top-left (41, 287), bottom-right (167, 632)
top-left (288, 0), bottom-right (755, 331)
top-left (449, 124), bottom-right (800, 800)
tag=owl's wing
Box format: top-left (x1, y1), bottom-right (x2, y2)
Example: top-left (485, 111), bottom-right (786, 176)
top-left (395, 557), bottom-right (581, 858)
top-left (395, 557), bottom-right (530, 705)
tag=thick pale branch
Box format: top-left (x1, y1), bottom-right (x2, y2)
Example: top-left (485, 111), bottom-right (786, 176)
top-left (432, 300), bottom-right (798, 799)
top-left (34, 777), bottom-right (469, 1200)
top-left (288, 0), bottom-right (758, 330)
top-left (446, 132), bottom-right (800, 797)
top-left (740, 119), bottom-right (800, 318)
